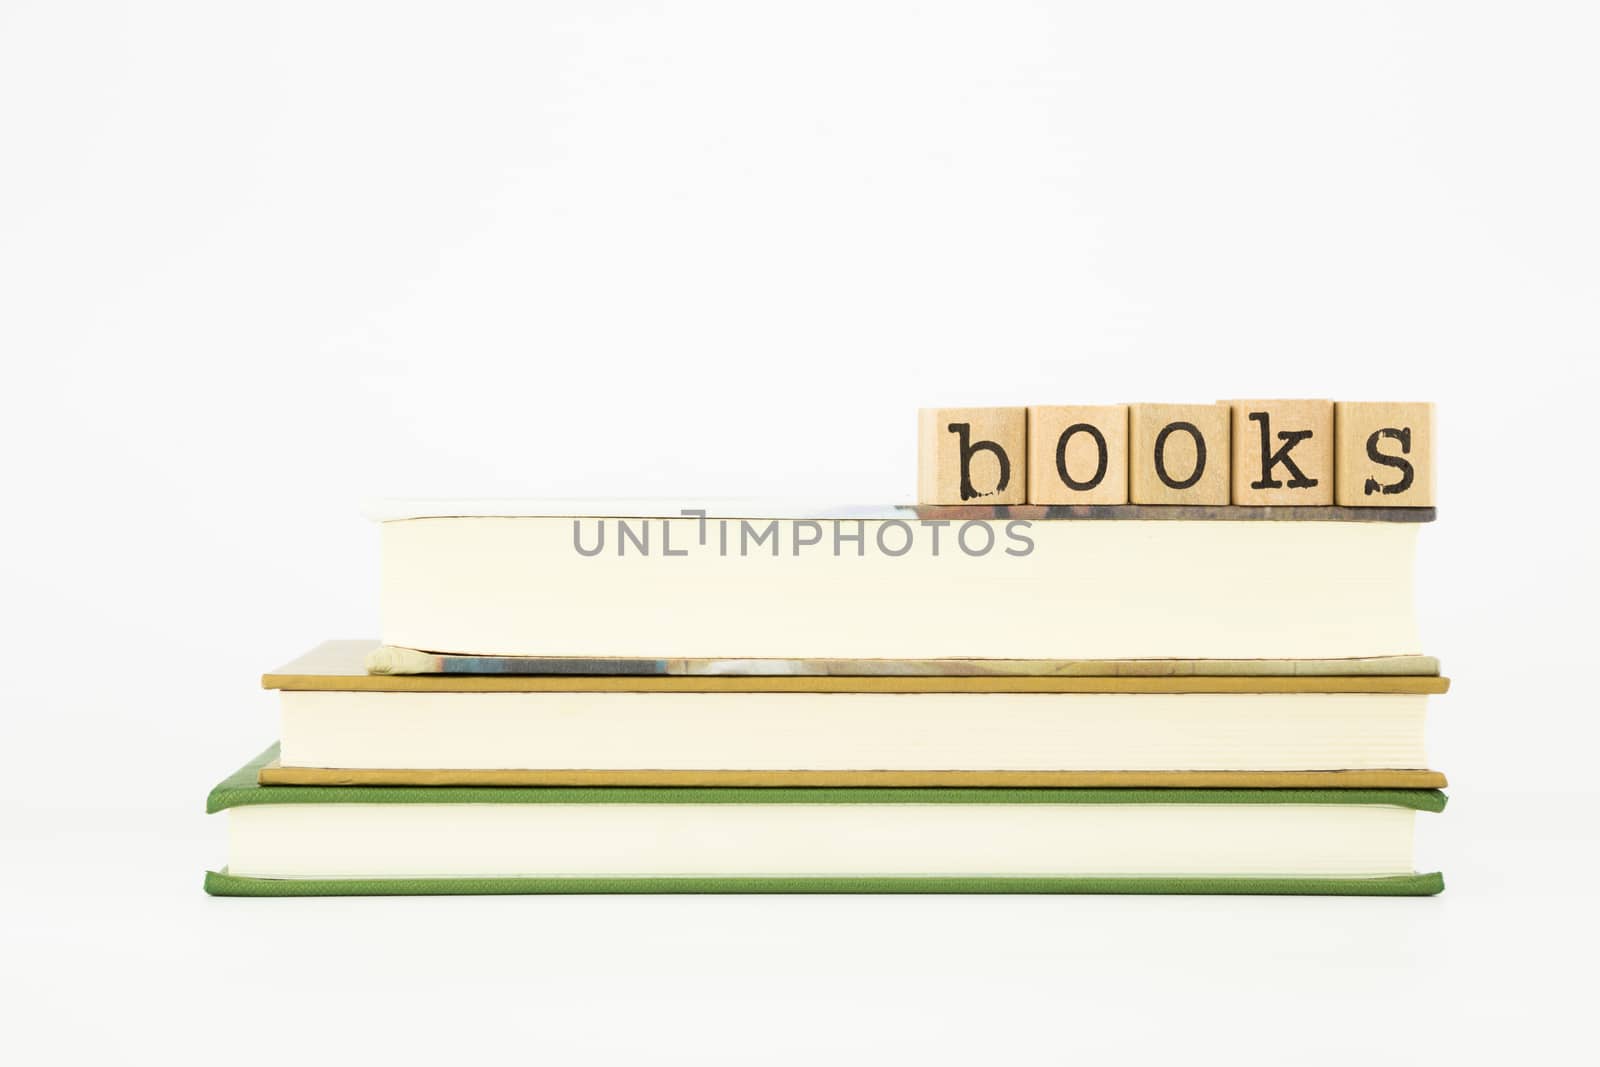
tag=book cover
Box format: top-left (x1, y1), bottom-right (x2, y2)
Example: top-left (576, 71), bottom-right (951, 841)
top-left (266, 642), bottom-right (1451, 694)
top-left (366, 643), bottom-right (1443, 679)
top-left (207, 746), bottom-right (1446, 897)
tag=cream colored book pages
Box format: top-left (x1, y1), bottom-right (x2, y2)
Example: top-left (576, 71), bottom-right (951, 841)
top-left (378, 517), bottom-right (1421, 659)
top-left (277, 690), bottom-right (1431, 772)
top-left (227, 803), bottom-right (1422, 880)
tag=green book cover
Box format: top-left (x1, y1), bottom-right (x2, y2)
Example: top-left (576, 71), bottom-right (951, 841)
top-left (207, 745), bottom-right (1446, 897)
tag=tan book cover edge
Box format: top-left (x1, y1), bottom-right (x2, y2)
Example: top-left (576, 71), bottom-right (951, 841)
top-left (256, 761), bottom-right (1448, 790)
top-left (263, 642), bottom-right (1449, 694)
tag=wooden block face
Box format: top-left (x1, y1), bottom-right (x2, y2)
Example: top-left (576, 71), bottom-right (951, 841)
top-left (1128, 404), bottom-right (1231, 505)
top-left (1026, 405), bottom-right (1129, 504)
top-left (1335, 402), bottom-right (1435, 506)
top-left (1228, 399), bottom-right (1334, 505)
top-left (917, 408), bottom-right (1027, 504)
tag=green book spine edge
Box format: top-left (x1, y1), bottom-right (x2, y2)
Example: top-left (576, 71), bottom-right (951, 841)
top-left (205, 870), bottom-right (1444, 897)
top-left (208, 746), bottom-right (1449, 814)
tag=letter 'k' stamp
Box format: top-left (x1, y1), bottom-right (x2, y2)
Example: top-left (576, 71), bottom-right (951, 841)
top-left (1228, 400), bottom-right (1334, 506)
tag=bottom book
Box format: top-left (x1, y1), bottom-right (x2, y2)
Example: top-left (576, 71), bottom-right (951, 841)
top-left (206, 746), bottom-right (1447, 897)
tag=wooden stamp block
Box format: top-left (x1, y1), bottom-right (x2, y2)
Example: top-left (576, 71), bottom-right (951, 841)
top-left (1335, 402), bottom-right (1435, 506)
top-left (917, 407), bottom-right (1028, 504)
top-left (1129, 403), bottom-right (1231, 505)
top-left (1026, 405), bottom-right (1129, 504)
top-left (1228, 399), bottom-right (1334, 505)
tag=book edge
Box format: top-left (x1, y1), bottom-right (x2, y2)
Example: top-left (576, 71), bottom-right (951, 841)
top-left (256, 763), bottom-right (1449, 790)
top-left (207, 745), bottom-right (1450, 814)
top-left (205, 869), bottom-right (1446, 897)
top-left (362, 499), bottom-right (1437, 523)
top-left (362, 645), bottom-right (1446, 681)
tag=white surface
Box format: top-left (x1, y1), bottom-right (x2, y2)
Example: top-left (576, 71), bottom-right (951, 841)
top-left (2, 1), bottom-right (1597, 1063)
top-left (227, 802), bottom-right (1419, 879)
top-left (382, 517), bottom-right (1420, 658)
top-left (281, 690), bottom-right (1429, 771)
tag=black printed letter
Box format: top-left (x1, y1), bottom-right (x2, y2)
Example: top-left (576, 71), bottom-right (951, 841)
top-left (1153, 421), bottom-right (1206, 490)
top-left (1248, 411), bottom-right (1317, 490)
top-left (947, 422), bottom-right (1011, 500)
top-left (1055, 423), bottom-right (1108, 491)
top-left (1364, 427), bottom-right (1415, 496)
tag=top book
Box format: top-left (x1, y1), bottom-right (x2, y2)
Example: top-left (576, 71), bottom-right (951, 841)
top-left (369, 500), bottom-right (1430, 662)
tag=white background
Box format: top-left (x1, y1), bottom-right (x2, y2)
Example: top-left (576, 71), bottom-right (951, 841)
top-left (3, 2), bottom-right (1597, 1062)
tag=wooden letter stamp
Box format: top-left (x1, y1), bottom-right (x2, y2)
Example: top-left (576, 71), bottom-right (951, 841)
top-left (1026, 405), bottom-right (1129, 504)
top-left (1129, 403), bottom-right (1231, 505)
top-left (1335, 402), bottom-right (1435, 506)
top-left (917, 407), bottom-right (1028, 505)
top-left (1229, 399), bottom-right (1334, 505)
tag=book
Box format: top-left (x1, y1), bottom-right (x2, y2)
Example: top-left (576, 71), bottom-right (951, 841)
top-left (206, 746), bottom-right (1447, 896)
top-left (262, 642), bottom-right (1447, 788)
top-left (370, 500), bottom-right (1430, 660)
top-left (365, 645), bottom-right (1443, 677)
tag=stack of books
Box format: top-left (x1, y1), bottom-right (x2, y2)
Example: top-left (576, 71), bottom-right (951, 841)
top-left (206, 494), bottom-right (1447, 896)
